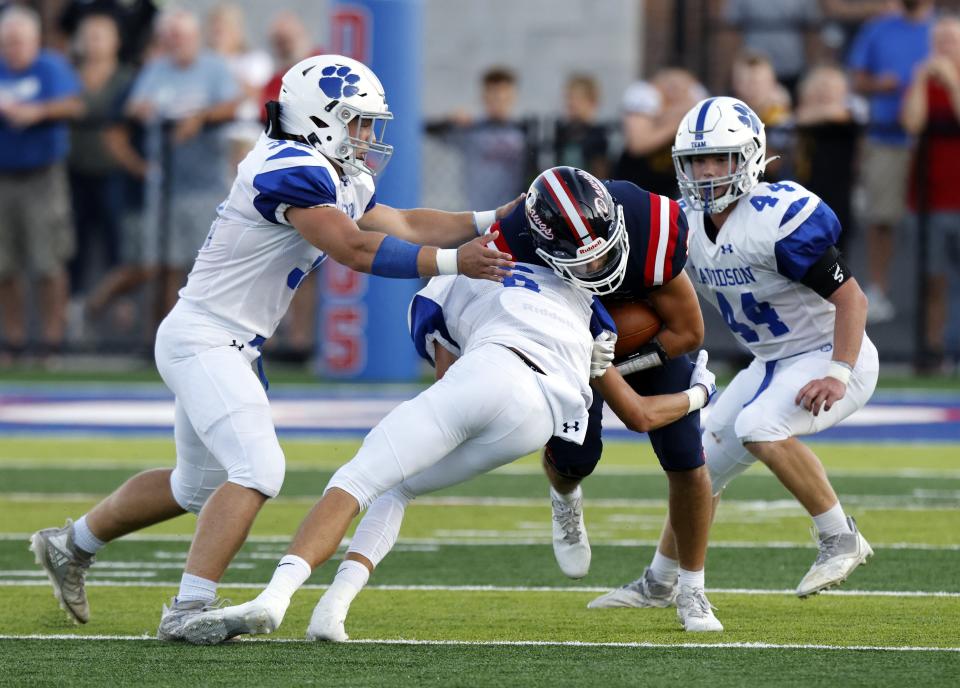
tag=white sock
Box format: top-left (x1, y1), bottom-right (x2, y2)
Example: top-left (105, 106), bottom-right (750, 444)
top-left (649, 550), bottom-right (679, 586)
top-left (259, 554), bottom-right (312, 608)
top-left (812, 502), bottom-right (850, 538)
top-left (323, 560), bottom-right (370, 608)
top-left (678, 567), bottom-right (705, 591)
top-left (550, 485), bottom-right (582, 505)
top-left (177, 572), bottom-right (217, 604)
top-left (72, 515), bottom-right (105, 555)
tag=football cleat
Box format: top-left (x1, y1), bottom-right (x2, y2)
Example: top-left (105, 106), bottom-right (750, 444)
top-left (29, 519), bottom-right (95, 624)
top-left (587, 567), bottom-right (677, 609)
top-left (157, 597), bottom-right (228, 641)
top-left (306, 597), bottom-right (350, 642)
top-left (551, 489), bottom-right (591, 579)
top-left (675, 585), bottom-right (723, 632)
top-left (180, 597), bottom-right (284, 645)
top-left (796, 516), bottom-right (874, 598)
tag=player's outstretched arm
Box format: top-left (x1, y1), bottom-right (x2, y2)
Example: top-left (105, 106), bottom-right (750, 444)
top-left (287, 205), bottom-right (513, 281)
top-left (646, 271), bottom-right (705, 357)
top-left (795, 277), bottom-right (868, 415)
top-left (357, 195), bottom-right (524, 247)
top-left (594, 351), bottom-right (715, 432)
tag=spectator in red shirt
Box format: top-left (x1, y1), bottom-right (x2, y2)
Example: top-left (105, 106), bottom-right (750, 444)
top-left (902, 15), bottom-right (960, 372)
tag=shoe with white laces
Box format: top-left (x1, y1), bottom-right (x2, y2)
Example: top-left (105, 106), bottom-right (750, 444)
top-left (306, 596), bottom-right (350, 642)
top-left (675, 585), bottom-right (723, 632)
top-left (157, 597), bottom-right (229, 641)
top-left (551, 489), bottom-right (591, 579)
top-left (796, 516), bottom-right (874, 598)
top-left (587, 567), bottom-right (677, 609)
top-left (29, 519), bottom-right (95, 624)
top-left (180, 597), bottom-right (286, 645)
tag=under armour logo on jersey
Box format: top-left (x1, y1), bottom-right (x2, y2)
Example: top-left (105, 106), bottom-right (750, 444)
top-left (720, 244), bottom-right (734, 254)
top-left (319, 65), bottom-right (361, 99)
top-left (229, 340), bottom-right (245, 352)
top-left (562, 421), bottom-right (580, 434)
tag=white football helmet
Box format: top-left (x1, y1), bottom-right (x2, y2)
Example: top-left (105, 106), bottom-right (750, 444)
top-left (279, 54), bottom-right (393, 177)
top-left (672, 96), bottom-right (772, 213)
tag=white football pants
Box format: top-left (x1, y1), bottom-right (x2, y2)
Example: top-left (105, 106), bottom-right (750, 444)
top-left (327, 342), bottom-right (555, 515)
top-left (154, 302), bottom-right (285, 512)
top-left (706, 336), bottom-right (879, 493)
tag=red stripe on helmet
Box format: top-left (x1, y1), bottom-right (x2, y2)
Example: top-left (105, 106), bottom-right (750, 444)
top-left (542, 170), bottom-right (591, 247)
top-left (553, 170), bottom-right (597, 241)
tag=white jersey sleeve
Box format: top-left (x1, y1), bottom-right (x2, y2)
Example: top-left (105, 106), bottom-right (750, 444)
top-left (685, 181), bottom-right (843, 361)
top-left (408, 264), bottom-right (598, 443)
top-left (176, 133), bottom-right (376, 342)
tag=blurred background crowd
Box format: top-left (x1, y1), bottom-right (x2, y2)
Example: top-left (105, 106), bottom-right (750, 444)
top-left (1, 0), bottom-right (959, 376)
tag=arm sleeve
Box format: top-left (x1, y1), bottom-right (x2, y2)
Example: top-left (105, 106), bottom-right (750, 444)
top-left (799, 245), bottom-right (852, 298)
top-left (774, 198), bottom-right (843, 281)
top-left (252, 163), bottom-right (338, 225)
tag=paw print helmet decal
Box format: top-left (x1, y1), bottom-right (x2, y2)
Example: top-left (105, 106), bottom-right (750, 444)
top-left (672, 96), bottom-right (774, 213)
top-left (279, 54), bottom-right (393, 177)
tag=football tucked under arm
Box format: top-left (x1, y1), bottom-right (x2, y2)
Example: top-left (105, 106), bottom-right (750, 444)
top-left (604, 302), bottom-right (667, 375)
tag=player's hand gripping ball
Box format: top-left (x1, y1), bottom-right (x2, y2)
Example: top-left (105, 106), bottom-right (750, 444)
top-left (606, 302), bottom-right (663, 360)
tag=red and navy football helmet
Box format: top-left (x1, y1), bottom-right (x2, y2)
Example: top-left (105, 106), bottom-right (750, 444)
top-left (524, 166), bottom-right (629, 295)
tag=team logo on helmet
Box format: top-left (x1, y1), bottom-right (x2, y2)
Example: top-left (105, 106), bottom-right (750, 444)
top-left (594, 197), bottom-right (609, 216)
top-left (732, 102), bottom-right (761, 135)
top-left (525, 190), bottom-right (554, 239)
top-left (319, 65), bottom-right (362, 99)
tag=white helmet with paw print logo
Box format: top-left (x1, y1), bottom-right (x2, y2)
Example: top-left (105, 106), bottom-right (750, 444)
top-left (278, 54), bottom-right (393, 177)
top-left (672, 96), bottom-right (775, 213)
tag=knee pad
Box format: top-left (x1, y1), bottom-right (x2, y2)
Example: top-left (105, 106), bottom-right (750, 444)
top-left (170, 466), bottom-right (227, 515)
top-left (703, 422), bottom-right (755, 495)
top-left (207, 410), bottom-right (286, 498)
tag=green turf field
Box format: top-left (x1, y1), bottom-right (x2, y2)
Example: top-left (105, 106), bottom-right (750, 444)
top-left (1, 436), bottom-right (958, 687)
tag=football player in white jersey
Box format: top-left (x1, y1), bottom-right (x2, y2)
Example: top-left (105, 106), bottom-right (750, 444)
top-left (592, 97), bottom-right (879, 607)
top-left (28, 54), bottom-right (516, 636)
top-left (174, 169), bottom-right (719, 645)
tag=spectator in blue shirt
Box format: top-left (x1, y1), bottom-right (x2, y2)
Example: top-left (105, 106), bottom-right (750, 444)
top-left (0, 6), bottom-right (83, 355)
top-left (848, 0), bottom-right (935, 323)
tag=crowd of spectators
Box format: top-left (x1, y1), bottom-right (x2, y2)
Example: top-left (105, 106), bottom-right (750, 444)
top-left (0, 0), bottom-right (958, 372)
top-left (430, 0), bottom-right (956, 372)
top-left (0, 2), bottom-right (328, 361)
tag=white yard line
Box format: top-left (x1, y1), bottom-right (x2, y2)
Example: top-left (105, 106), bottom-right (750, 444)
top-left (0, 633), bottom-right (957, 652)
top-left (3, 493), bottom-right (958, 511)
top-left (2, 579), bottom-right (958, 597)
top-left (4, 461), bottom-right (960, 480)
top-left (1, 532), bottom-right (958, 550)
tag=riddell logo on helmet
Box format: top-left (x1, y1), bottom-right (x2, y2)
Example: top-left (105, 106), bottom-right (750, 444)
top-left (578, 238), bottom-right (604, 255)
